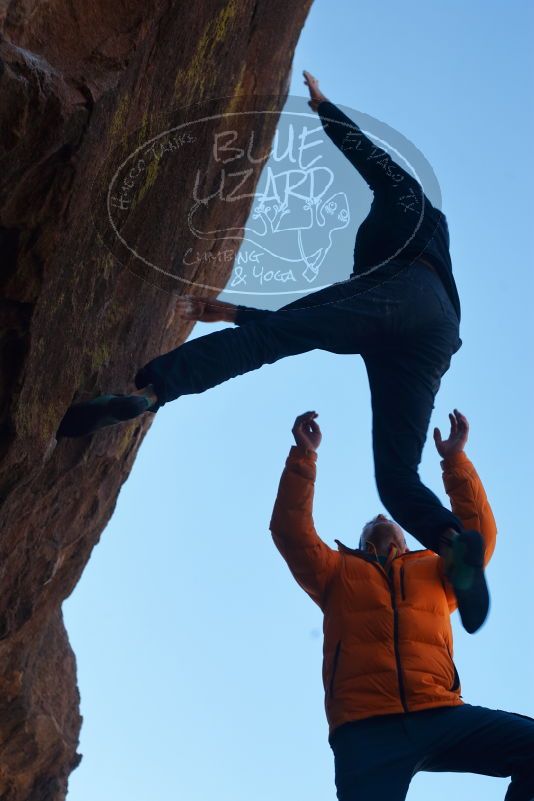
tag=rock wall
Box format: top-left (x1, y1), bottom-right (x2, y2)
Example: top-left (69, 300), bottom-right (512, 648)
top-left (0, 1), bottom-right (312, 797)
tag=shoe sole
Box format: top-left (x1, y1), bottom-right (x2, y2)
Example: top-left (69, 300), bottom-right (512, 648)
top-left (449, 532), bottom-right (490, 634)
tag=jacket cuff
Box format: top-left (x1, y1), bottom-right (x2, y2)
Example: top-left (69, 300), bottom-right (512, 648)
top-left (441, 451), bottom-right (469, 470)
top-left (288, 444), bottom-right (318, 462)
top-left (317, 99), bottom-right (334, 114)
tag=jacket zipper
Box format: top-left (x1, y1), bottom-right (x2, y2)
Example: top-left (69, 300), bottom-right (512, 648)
top-left (328, 640), bottom-right (342, 699)
top-left (389, 575), bottom-right (409, 712)
top-left (369, 562), bottom-right (409, 713)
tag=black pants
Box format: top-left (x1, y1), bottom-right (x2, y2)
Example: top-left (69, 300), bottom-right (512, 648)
top-left (137, 260), bottom-right (463, 549)
top-left (330, 704), bottom-right (534, 801)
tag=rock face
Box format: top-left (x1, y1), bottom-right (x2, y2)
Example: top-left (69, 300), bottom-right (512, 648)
top-left (0, 1), bottom-right (312, 797)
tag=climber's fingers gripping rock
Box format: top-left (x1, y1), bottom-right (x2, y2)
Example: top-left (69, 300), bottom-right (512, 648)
top-left (175, 295), bottom-right (238, 324)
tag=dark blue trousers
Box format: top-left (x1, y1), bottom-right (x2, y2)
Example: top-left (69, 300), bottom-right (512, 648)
top-left (330, 704), bottom-right (534, 801)
top-left (137, 260), bottom-right (463, 549)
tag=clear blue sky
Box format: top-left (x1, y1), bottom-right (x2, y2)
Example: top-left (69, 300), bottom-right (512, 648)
top-left (64, 2), bottom-right (534, 799)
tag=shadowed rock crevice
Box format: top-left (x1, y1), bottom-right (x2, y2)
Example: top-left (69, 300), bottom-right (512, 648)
top-left (0, 0), bottom-right (313, 797)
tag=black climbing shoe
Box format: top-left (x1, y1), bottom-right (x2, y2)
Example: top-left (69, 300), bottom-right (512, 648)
top-left (57, 394), bottom-right (150, 438)
top-left (444, 530), bottom-right (489, 634)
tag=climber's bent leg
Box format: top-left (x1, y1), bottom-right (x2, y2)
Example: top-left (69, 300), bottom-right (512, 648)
top-left (364, 343), bottom-right (462, 550)
top-left (363, 300), bottom-right (489, 632)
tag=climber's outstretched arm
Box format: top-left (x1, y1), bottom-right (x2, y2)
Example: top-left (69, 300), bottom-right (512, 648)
top-left (318, 100), bottom-right (422, 195)
top-left (303, 70), bottom-right (420, 195)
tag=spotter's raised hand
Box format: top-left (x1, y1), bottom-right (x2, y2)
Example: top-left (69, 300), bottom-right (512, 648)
top-left (434, 409), bottom-right (469, 459)
top-left (292, 410), bottom-right (322, 451)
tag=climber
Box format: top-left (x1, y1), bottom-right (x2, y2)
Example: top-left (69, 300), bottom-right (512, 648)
top-left (57, 71), bottom-right (489, 632)
top-left (273, 409), bottom-right (534, 801)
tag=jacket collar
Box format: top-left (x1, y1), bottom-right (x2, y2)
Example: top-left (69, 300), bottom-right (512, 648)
top-left (334, 539), bottom-right (431, 562)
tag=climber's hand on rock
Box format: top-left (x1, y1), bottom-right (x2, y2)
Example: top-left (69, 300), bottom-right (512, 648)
top-left (303, 70), bottom-right (328, 112)
top-left (175, 295), bottom-right (238, 323)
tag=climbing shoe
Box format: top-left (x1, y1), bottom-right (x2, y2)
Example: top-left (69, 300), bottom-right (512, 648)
top-left (443, 529), bottom-right (489, 634)
top-left (57, 394), bottom-right (150, 438)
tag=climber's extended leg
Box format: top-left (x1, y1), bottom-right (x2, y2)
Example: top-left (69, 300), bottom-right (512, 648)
top-left (57, 262), bottom-right (409, 438)
top-left (56, 261), bottom-right (446, 440)
top-left (57, 285), bottom-right (368, 438)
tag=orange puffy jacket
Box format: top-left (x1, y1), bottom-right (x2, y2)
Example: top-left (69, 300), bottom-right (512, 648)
top-left (270, 446), bottom-right (497, 738)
